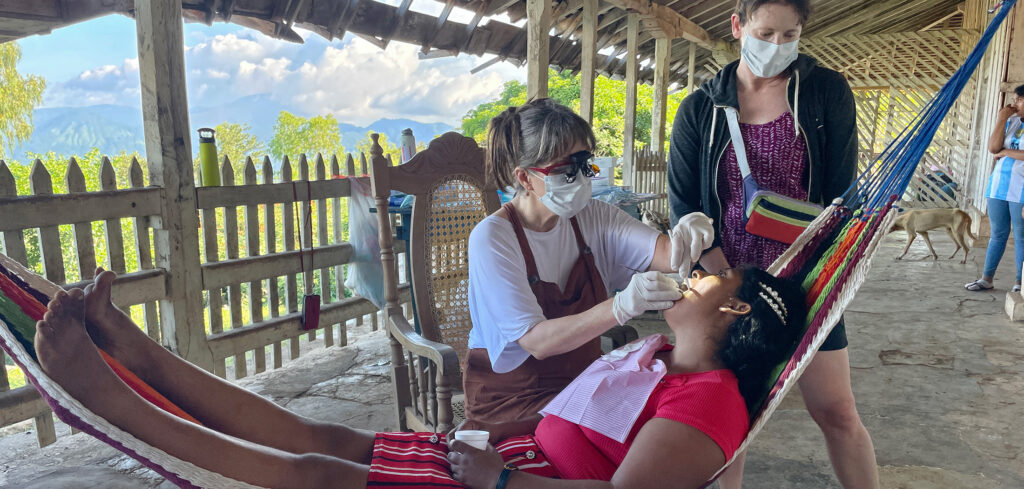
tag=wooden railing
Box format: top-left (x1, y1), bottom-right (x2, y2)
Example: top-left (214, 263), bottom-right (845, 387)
top-left (0, 146), bottom-right (409, 447)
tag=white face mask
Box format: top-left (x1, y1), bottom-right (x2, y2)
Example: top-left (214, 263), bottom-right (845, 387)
top-left (533, 172), bottom-right (592, 218)
top-left (741, 34), bottom-right (799, 78)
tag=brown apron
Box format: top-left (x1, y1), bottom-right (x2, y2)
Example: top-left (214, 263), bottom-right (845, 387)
top-left (463, 203), bottom-right (608, 423)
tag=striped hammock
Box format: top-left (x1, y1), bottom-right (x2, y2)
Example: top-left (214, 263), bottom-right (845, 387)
top-left (0, 2), bottom-right (1017, 487)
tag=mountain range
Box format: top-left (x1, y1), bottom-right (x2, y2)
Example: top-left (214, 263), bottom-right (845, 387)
top-left (14, 94), bottom-right (454, 161)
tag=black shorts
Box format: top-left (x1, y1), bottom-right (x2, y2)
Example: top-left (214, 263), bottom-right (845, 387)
top-left (819, 315), bottom-right (848, 351)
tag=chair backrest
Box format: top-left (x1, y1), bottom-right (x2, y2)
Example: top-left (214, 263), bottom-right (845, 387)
top-left (369, 132), bottom-right (500, 361)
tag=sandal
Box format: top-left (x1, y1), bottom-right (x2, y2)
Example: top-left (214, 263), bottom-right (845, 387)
top-left (965, 279), bottom-right (994, 291)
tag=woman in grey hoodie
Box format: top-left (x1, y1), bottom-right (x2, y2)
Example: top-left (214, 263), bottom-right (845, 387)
top-left (667, 1), bottom-right (878, 488)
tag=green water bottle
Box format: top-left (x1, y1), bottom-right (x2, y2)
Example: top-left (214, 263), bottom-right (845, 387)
top-left (198, 127), bottom-right (220, 187)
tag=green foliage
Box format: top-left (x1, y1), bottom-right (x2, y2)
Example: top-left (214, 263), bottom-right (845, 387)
top-left (213, 122), bottom-right (266, 166)
top-left (460, 69), bottom-right (686, 156)
top-left (0, 43), bottom-right (46, 160)
top-left (460, 80), bottom-right (528, 145)
top-left (5, 365), bottom-right (24, 389)
top-left (6, 150), bottom-right (147, 283)
top-left (268, 111), bottom-right (346, 161)
top-left (355, 131), bottom-right (401, 164)
top-left (193, 122), bottom-right (267, 185)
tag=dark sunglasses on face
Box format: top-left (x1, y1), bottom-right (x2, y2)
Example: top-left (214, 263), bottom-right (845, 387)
top-left (528, 150), bottom-right (598, 183)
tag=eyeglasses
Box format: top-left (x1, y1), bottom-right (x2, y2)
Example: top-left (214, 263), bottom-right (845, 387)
top-left (528, 150), bottom-right (598, 183)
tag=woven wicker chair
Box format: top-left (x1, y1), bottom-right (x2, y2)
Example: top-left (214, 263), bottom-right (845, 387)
top-left (369, 132), bottom-right (499, 433)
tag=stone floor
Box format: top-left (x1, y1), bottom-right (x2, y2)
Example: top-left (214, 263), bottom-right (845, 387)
top-left (0, 231), bottom-right (1022, 488)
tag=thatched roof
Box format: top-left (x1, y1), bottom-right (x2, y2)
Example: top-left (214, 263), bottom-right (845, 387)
top-left (1, 0), bottom-right (966, 86)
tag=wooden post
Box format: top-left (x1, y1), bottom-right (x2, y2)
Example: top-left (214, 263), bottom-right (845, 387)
top-left (687, 41), bottom-right (697, 95)
top-left (526, 0), bottom-right (551, 100)
top-left (651, 37), bottom-right (671, 152)
top-left (135, 0), bottom-right (212, 370)
top-left (579, 0), bottom-right (597, 123)
top-left (622, 13), bottom-right (640, 187)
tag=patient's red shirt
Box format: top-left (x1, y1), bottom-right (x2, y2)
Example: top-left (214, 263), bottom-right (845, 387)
top-left (532, 366), bottom-right (749, 480)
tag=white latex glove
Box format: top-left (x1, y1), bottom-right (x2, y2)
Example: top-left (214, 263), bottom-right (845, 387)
top-left (670, 213), bottom-right (715, 277)
top-left (611, 271), bottom-right (683, 326)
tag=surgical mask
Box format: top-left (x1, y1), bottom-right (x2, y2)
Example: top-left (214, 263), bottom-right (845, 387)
top-left (533, 172), bottom-right (592, 218)
top-left (741, 34), bottom-right (799, 78)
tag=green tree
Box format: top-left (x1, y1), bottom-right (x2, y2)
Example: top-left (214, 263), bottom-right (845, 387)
top-left (0, 43), bottom-right (46, 159)
top-left (460, 69), bottom-right (686, 156)
top-left (213, 122), bottom-right (265, 166)
top-left (355, 131), bottom-right (401, 164)
top-left (268, 111), bottom-right (345, 161)
top-left (460, 80), bottom-right (527, 144)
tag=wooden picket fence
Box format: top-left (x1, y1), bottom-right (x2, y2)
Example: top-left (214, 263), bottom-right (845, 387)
top-left (0, 146), bottom-right (410, 448)
top-left (630, 146), bottom-right (669, 217)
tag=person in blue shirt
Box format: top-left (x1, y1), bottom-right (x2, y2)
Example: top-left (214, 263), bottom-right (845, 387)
top-left (966, 84), bottom-right (1024, 292)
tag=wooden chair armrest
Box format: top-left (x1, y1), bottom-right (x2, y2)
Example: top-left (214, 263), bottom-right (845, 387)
top-left (386, 307), bottom-right (460, 377)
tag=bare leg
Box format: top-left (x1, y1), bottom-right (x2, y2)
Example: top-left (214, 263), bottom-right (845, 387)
top-left (717, 450), bottom-right (745, 489)
top-left (80, 269), bottom-right (374, 463)
top-left (34, 290), bottom-right (369, 489)
top-left (919, 232), bottom-right (939, 260)
top-left (797, 350), bottom-right (879, 489)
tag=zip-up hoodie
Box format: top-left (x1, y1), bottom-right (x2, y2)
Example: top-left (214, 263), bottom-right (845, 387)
top-left (667, 54), bottom-right (858, 249)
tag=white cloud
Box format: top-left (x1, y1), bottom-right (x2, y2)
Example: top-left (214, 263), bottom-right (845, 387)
top-left (45, 58), bottom-right (141, 106)
top-left (42, 30), bottom-right (525, 126)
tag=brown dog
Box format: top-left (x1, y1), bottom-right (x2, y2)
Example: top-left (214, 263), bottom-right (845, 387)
top-left (890, 208), bottom-right (976, 263)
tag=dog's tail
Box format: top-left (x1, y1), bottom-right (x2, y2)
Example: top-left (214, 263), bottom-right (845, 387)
top-left (957, 210), bottom-right (977, 240)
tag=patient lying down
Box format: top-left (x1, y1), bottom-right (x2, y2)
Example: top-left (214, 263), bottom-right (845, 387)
top-left (34, 266), bottom-right (803, 489)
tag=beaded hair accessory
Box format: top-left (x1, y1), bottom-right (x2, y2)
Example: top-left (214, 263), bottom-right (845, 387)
top-left (757, 282), bottom-right (788, 323)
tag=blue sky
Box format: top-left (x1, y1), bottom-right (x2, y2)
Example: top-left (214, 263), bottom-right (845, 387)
top-left (15, 9), bottom-right (526, 126)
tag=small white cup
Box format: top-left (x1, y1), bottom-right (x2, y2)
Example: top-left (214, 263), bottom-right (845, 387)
top-left (453, 430), bottom-right (490, 450)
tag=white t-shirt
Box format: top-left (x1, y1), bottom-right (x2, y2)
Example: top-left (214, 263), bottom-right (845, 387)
top-left (466, 200), bottom-right (660, 373)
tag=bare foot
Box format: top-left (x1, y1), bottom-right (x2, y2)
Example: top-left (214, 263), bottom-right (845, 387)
top-left (34, 290), bottom-right (138, 424)
top-left (81, 268), bottom-right (157, 373)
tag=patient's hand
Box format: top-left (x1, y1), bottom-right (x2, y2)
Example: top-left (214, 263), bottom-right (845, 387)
top-left (447, 419), bottom-right (500, 444)
top-left (448, 415), bottom-right (544, 445)
top-left (448, 440), bottom-right (504, 489)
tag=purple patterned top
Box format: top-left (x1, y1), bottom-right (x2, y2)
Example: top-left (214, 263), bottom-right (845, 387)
top-left (717, 111), bottom-right (809, 269)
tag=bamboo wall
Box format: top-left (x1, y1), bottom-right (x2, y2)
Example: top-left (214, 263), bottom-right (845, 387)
top-left (803, 28), bottom-right (981, 209)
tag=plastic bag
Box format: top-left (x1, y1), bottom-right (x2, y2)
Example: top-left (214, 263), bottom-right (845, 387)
top-left (345, 177), bottom-right (387, 308)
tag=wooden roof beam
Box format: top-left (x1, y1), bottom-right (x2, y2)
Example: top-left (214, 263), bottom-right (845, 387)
top-left (813, 0), bottom-right (924, 37)
top-left (597, 9), bottom-right (626, 30)
top-left (918, 5), bottom-right (963, 31)
top-left (326, 0), bottom-right (363, 41)
top-left (485, 0), bottom-right (521, 16)
top-left (421, 0), bottom-right (456, 51)
top-left (460, 2), bottom-right (488, 52)
top-left (601, 0), bottom-right (713, 47)
top-left (380, 0), bottom-right (414, 47)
